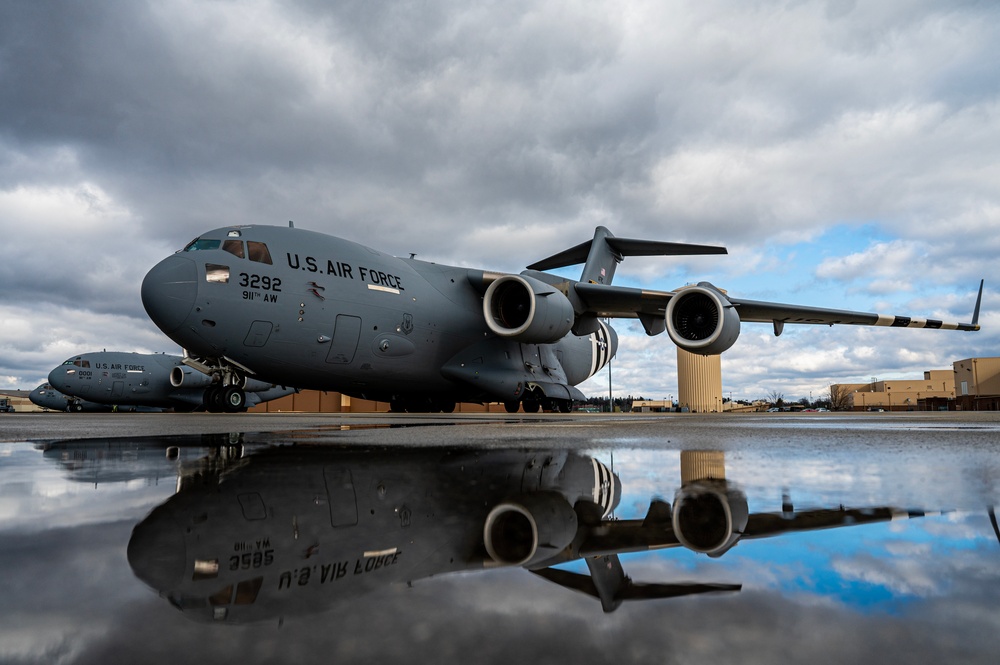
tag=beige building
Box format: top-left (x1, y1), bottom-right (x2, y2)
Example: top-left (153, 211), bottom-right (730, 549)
top-left (953, 357), bottom-right (1000, 411)
top-left (833, 360), bottom-right (1000, 412)
top-left (835, 370), bottom-right (955, 412)
top-left (249, 392), bottom-right (522, 413)
top-left (0, 390), bottom-right (39, 413)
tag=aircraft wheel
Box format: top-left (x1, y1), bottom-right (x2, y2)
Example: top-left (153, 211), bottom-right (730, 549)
top-left (504, 400), bottom-right (520, 414)
top-left (70, 403), bottom-right (83, 413)
top-left (222, 386), bottom-right (247, 413)
top-left (439, 401), bottom-right (456, 414)
top-left (522, 399), bottom-right (540, 413)
top-left (389, 399), bottom-right (405, 413)
top-left (557, 400), bottom-right (572, 413)
top-left (203, 386), bottom-right (223, 412)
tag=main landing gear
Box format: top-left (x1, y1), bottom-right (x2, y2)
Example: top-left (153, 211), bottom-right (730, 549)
top-left (202, 384), bottom-right (247, 413)
top-left (504, 389), bottom-right (573, 414)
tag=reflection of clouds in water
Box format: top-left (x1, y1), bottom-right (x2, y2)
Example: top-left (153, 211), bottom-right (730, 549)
top-left (0, 444), bottom-right (174, 532)
top-left (833, 554), bottom-right (942, 596)
top-left (590, 444), bottom-right (993, 516)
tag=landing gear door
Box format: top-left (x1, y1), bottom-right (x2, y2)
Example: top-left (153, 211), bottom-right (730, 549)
top-left (326, 315), bottom-right (362, 364)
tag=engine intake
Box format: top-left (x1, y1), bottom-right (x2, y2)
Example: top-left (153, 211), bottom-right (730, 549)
top-left (483, 492), bottom-right (578, 567)
top-left (665, 282), bottom-right (741, 355)
top-left (672, 482), bottom-right (749, 557)
top-left (170, 365), bottom-right (214, 389)
top-left (483, 275), bottom-right (575, 344)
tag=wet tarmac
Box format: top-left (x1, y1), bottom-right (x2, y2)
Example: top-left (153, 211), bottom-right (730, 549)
top-left (2, 412), bottom-right (999, 664)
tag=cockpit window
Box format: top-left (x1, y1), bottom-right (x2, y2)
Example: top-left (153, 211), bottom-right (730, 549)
top-left (223, 240), bottom-right (245, 258)
top-left (247, 241), bottom-right (272, 265)
top-left (63, 359), bottom-right (91, 368)
top-left (184, 238), bottom-right (222, 252)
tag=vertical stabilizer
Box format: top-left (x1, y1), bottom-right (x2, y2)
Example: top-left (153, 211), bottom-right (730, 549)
top-left (580, 226), bottom-right (622, 285)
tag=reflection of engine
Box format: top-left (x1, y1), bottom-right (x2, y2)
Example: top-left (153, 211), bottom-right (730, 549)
top-left (665, 282), bottom-right (741, 355)
top-left (483, 275), bottom-right (575, 343)
top-left (672, 481), bottom-right (749, 557)
top-left (483, 492), bottom-right (578, 567)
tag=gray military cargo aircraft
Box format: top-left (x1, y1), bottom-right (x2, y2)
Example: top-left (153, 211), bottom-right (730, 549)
top-left (126, 444), bottom-right (930, 622)
top-left (140, 224), bottom-right (982, 413)
top-left (29, 383), bottom-right (117, 412)
top-left (47, 351), bottom-right (296, 412)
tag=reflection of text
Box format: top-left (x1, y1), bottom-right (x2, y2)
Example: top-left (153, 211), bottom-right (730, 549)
top-left (278, 551), bottom-right (402, 590)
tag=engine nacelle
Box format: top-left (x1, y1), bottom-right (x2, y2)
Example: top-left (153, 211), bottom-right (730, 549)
top-left (170, 365), bottom-right (214, 389)
top-left (483, 492), bottom-right (578, 567)
top-left (483, 274), bottom-right (575, 344)
top-left (665, 282), bottom-right (741, 355)
top-left (672, 481), bottom-right (749, 558)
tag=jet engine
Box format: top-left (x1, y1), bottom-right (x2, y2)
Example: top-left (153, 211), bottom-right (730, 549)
top-left (665, 282), bottom-right (741, 355)
top-left (483, 275), bottom-right (575, 344)
top-left (171, 365), bottom-right (275, 394)
top-left (170, 365), bottom-right (214, 389)
top-left (671, 481), bottom-right (749, 558)
top-left (483, 492), bottom-right (578, 567)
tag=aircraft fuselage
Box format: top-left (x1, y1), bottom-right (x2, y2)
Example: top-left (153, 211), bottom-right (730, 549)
top-left (142, 226), bottom-right (615, 409)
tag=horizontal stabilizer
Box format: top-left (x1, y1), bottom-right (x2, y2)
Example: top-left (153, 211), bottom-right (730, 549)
top-left (532, 564), bottom-right (741, 613)
top-left (527, 233), bottom-right (727, 272)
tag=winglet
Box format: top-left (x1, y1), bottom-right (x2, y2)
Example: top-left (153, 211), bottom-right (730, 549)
top-left (972, 279), bottom-right (984, 327)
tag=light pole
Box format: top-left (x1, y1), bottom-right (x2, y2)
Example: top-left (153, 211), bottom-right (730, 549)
top-left (607, 358), bottom-right (612, 413)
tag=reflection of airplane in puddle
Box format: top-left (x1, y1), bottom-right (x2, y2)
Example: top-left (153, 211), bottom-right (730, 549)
top-left (127, 446), bottom-right (933, 622)
top-left (35, 435), bottom-right (253, 486)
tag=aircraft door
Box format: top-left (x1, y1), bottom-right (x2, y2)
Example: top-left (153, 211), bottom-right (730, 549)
top-left (111, 381), bottom-right (125, 399)
top-left (323, 468), bottom-right (359, 527)
top-left (326, 315), bottom-right (362, 364)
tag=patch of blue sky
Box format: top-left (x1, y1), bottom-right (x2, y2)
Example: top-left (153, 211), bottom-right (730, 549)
top-left (544, 223), bottom-right (909, 308)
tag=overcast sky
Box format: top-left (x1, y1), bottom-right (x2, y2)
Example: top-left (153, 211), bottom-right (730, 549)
top-left (1, 0), bottom-right (998, 402)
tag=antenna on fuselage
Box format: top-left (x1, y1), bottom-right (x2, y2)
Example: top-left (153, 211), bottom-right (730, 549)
top-left (289, 220), bottom-right (294, 228)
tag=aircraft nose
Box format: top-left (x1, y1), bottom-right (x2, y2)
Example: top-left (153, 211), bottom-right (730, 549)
top-left (142, 255), bottom-right (198, 335)
top-left (47, 367), bottom-right (70, 390)
top-left (127, 508), bottom-right (187, 592)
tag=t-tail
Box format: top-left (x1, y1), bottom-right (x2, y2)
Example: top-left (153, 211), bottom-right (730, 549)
top-left (526, 226), bottom-right (728, 286)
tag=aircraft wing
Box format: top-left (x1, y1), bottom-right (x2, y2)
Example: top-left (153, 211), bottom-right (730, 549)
top-left (572, 280), bottom-right (983, 333)
top-left (573, 504), bottom-right (931, 559)
top-left (740, 506), bottom-right (935, 539)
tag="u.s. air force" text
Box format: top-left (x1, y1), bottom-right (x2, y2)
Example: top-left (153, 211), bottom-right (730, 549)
top-left (278, 550), bottom-right (402, 590)
top-left (286, 253), bottom-right (405, 291)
